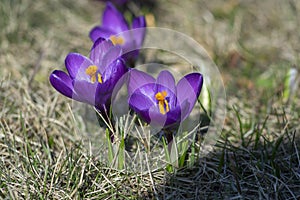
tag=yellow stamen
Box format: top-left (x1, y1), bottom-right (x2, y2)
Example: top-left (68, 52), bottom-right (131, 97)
top-left (158, 101), bottom-right (165, 115)
top-left (155, 91), bottom-right (170, 115)
top-left (97, 73), bottom-right (103, 84)
top-left (85, 65), bottom-right (102, 83)
top-left (164, 99), bottom-right (169, 112)
top-left (109, 35), bottom-right (125, 45)
top-left (155, 91), bottom-right (167, 101)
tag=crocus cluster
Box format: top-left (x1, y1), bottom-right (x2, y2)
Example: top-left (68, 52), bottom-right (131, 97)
top-left (50, 3), bottom-right (145, 119)
top-left (49, 2), bottom-right (204, 140)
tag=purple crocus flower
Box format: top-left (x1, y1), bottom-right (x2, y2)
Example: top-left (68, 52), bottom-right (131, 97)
top-left (128, 69), bottom-right (203, 130)
top-left (89, 2), bottom-right (146, 64)
top-left (49, 38), bottom-right (128, 115)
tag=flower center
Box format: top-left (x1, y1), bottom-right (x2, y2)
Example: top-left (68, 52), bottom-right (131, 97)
top-left (85, 65), bottom-right (103, 83)
top-left (109, 35), bottom-right (125, 45)
top-left (155, 91), bottom-right (170, 115)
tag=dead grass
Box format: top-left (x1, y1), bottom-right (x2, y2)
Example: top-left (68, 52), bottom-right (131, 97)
top-left (0, 0), bottom-right (299, 199)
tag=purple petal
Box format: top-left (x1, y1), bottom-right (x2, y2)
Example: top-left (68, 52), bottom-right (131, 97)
top-left (164, 105), bottom-right (185, 127)
top-left (147, 92), bottom-right (181, 128)
top-left (132, 16), bottom-right (146, 47)
top-left (156, 70), bottom-right (176, 95)
top-left (94, 59), bottom-right (127, 107)
top-left (49, 70), bottom-right (75, 99)
top-left (90, 38), bottom-right (115, 68)
top-left (154, 70), bottom-right (177, 108)
top-left (148, 103), bottom-right (189, 128)
top-left (65, 53), bottom-right (94, 80)
top-left (176, 73), bottom-right (203, 114)
top-left (115, 29), bottom-right (143, 56)
top-left (73, 80), bottom-right (98, 106)
top-left (101, 45), bottom-right (122, 72)
top-left (115, 31), bottom-right (140, 62)
top-left (129, 85), bottom-right (156, 105)
top-left (132, 16), bottom-right (147, 29)
top-left (121, 51), bottom-right (139, 63)
top-left (179, 99), bottom-right (192, 121)
top-left (94, 59), bottom-right (127, 106)
top-left (165, 105), bottom-right (183, 126)
top-left (102, 2), bottom-right (129, 32)
top-left (101, 59), bottom-right (127, 84)
top-left (128, 92), bottom-right (154, 124)
top-left (148, 106), bottom-right (168, 128)
top-left (89, 27), bottom-right (115, 43)
top-left (156, 71), bottom-right (176, 90)
top-left (95, 91), bottom-right (112, 110)
top-left (128, 69), bottom-right (155, 96)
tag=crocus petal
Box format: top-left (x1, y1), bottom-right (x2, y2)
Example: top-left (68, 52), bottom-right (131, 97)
top-left (115, 33), bottom-right (139, 63)
top-left (73, 80), bottom-right (98, 106)
top-left (90, 38), bottom-right (122, 74)
top-left (101, 46), bottom-right (122, 72)
top-left (89, 27), bottom-right (115, 43)
top-left (176, 73), bottom-right (203, 114)
top-left (102, 2), bottom-right (129, 32)
top-left (49, 70), bottom-right (75, 99)
top-left (90, 38), bottom-right (115, 67)
top-left (129, 92), bottom-right (154, 123)
top-left (149, 102), bottom-right (189, 128)
top-left (165, 105), bottom-right (183, 126)
top-left (156, 70), bottom-right (176, 91)
top-left (132, 16), bottom-right (146, 47)
top-left (65, 53), bottom-right (94, 80)
top-left (148, 106), bottom-right (168, 128)
top-left (132, 16), bottom-right (147, 30)
top-left (117, 17), bottom-right (146, 61)
top-left (128, 69), bottom-right (156, 96)
top-left (94, 59), bottom-right (127, 104)
top-left (164, 104), bottom-right (188, 127)
top-left (93, 59), bottom-right (127, 108)
top-left (177, 99), bottom-right (191, 122)
top-left (94, 90), bottom-right (112, 110)
top-left (101, 59), bottom-right (127, 84)
top-left (155, 70), bottom-right (177, 107)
